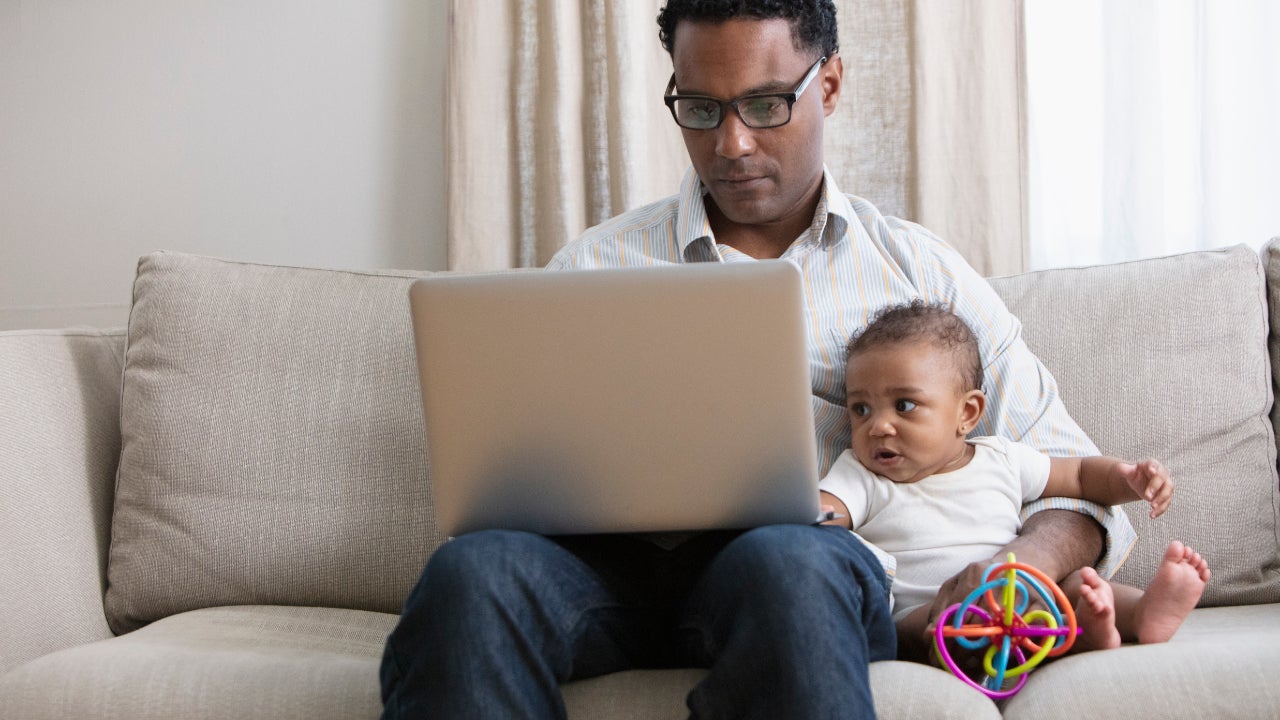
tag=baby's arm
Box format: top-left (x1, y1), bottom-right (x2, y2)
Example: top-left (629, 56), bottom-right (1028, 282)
top-left (1044, 456), bottom-right (1172, 518)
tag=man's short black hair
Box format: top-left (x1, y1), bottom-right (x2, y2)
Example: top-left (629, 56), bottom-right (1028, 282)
top-left (657, 0), bottom-right (839, 58)
top-left (846, 300), bottom-right (985, 393)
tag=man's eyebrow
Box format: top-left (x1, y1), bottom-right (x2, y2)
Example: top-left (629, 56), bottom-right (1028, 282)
top-left (739, 79), bottom-right (795, 95)
top-left (674, 78), bottom-right (795, 98)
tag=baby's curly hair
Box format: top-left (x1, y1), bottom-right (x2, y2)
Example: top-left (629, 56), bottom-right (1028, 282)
top-left (846, 300), bottom-right (984, 393)
top-left (657, 0), bottom-right (839, 58)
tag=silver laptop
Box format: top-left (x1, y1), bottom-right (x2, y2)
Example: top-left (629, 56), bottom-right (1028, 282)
top-left (408, 260), bottom-right (820, 537)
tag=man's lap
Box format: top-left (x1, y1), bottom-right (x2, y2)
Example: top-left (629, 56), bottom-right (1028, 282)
top-left (416, 525), bottom-right (892, 676)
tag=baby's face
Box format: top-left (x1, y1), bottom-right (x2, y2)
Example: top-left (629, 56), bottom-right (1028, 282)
top-left (844, 340), bottom-right (979, 483)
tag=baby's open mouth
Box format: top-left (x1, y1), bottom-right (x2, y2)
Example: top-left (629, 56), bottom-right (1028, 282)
top-left (875, 449), bottom-right (900, 461)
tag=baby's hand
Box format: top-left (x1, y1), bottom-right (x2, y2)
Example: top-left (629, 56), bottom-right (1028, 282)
top-left (1117, 458), bottom-right (1172, 518)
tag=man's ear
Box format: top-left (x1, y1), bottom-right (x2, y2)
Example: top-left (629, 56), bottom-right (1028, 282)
top-left (958, 389), bottom-right (986, 436)
top-left (821, 53), bottom-right (843, 117)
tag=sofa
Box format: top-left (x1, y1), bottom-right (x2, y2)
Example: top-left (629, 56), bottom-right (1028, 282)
top-left (3, 241), bottom-right (1280, 720)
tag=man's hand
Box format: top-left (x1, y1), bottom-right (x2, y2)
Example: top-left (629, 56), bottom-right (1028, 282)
top-left (1115, 458), bottom-right (1173, 518)
top-left (903, 509), bottom-right (1104, 662)
top-left (898, 557), bottom-right (1002, 663)
top-left (928, 558), bottom-right (997, 627)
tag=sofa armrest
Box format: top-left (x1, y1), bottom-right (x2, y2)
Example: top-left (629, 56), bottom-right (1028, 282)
top-left (0, 329), bottom-right (124, 676)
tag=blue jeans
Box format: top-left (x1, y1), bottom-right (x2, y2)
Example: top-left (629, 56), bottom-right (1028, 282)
top-left (380, 525), bottom-right (895, 719)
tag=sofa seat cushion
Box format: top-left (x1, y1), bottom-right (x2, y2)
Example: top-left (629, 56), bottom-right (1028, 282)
top-left (1002, 605), bottom-right (1280, 719)
top-left (563, 663), bottom-right (1000, 720)
top-left (0, 606), bottom-right (394, 720)
top-left (107, 253), bottom-right (447, 634)
top-left (990, 245), bottom-right (1280, 605)
top-left (0, 603), bottom-right (1001, 720)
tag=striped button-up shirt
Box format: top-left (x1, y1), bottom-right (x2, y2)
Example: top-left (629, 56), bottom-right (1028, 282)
top-left (547, 167), bottom-right (1136, 578)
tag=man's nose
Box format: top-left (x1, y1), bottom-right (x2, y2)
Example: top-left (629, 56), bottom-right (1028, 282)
top-left (715, 110), bottom-right (757, 159)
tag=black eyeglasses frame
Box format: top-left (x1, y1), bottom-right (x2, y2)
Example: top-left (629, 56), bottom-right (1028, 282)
top-left (663, 56), bottom-right (828, 130)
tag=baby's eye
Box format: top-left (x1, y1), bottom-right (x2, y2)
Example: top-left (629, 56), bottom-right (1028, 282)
top-left (850, 403), bottom-right (870, 417)
top-left (895, 399), bottom-right (917, 412)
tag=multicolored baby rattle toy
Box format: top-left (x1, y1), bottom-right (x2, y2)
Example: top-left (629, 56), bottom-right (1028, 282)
top-left (933, 553), bottom-right (1079, 699)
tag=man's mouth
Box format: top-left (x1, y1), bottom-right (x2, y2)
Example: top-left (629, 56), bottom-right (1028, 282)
top-left (714, 165), bottom-right (770, 186)
top-left (719, 175), bottom-right (766, 187)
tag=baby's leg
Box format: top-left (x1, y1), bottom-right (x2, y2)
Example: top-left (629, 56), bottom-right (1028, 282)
top-left (1062, 567), bottom-right (1122, 652)
top-left (1122, 540), bottom-right (1211, 644)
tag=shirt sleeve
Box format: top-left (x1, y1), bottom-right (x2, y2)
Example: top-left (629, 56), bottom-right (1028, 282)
top-left (912, 230), bottom-right (1137, 580)
top-left (818, 449), bottom-right (875, 530)
top-left (995, 437), bottom-right (1052, 504)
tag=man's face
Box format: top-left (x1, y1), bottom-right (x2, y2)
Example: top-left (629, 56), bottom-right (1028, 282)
top-left (670, 18), bottom-right (839, 232)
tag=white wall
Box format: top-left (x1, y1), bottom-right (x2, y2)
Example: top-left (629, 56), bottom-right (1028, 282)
top-left (0, 0), bottom-right (449, 330)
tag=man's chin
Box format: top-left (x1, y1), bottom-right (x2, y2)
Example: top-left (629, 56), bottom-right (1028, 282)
top-left (708, 192), bottom-right (780, 227)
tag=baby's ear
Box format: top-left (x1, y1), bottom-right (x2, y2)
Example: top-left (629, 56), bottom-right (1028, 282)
top-left (958, 389), bottom-right (986, 435)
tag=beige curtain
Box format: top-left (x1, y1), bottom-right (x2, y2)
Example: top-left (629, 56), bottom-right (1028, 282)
top-left (447, 0), bottom-right (1028, 276)
top-left (446, 0), bottom-right (685, 270)
top-left (831, 0), bottom-right (1028, 276)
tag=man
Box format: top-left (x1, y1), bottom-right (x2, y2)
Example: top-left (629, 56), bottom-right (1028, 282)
top-left (381, 1), bottom-right (1135, 717)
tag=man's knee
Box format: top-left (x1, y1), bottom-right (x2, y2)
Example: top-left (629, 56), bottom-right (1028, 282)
top-left (426, 529), bottom-right (528, 573)
top-left (720, 524), bottom-right (853, 567)
top-left (713, 525), bottom-right (874, 599)
top-left (684, 525), bottom-right (895, 663)
top-left (407, 530), bottom-right (551, 608)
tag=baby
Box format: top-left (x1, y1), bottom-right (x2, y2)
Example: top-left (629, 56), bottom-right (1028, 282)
top-left (818, 300), bottom-right (1211, 657)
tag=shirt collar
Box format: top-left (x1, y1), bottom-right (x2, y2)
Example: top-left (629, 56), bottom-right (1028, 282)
top-left (674, 168), bottom-right (714, 260)
top-left (674, 166), bottom-right (856, 259)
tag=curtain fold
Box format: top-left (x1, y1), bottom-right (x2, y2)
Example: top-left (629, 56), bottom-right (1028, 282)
top-left (447, 0), bottom-right (685, 270)
top-left (448, 0), bottom-right (1029, 275)
top-left (827, 0), bottom-right (1027, 276)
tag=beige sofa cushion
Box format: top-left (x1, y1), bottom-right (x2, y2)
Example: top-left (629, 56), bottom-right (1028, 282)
top-left (1264, 237), bottom-right (1280, 464)
top-left (990, 245), bottom-right (1280, 606)
top-left (0, 329), bottom-right (123, 674)
top-left (562, 663), bottom-right (1003, 720)
top-left (103, 246), bottom-right (1278, 636)
top-left (0, 606), bottom-right (391, 720)
top-left (1001, 604), bottom-right (1280, 719)
top-left (0, 605), bottom-right (1003, 720)
top-left (105, 253), bottom-right (445, 634)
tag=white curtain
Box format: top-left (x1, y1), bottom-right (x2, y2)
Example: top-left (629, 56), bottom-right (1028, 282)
top-left (1026, 0), bottom-right (1280, 269)
top-left (448, 0), bottom-right (1030, 275)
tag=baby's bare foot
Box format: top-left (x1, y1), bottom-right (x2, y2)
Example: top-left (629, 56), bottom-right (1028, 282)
top-left (1134, 541), bottom-right (1211, 644)
top-left (1073, 567), bottom-right (1122, 652)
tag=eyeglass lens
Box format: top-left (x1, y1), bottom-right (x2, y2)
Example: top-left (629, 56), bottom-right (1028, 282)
top-left (671, 96), bottom-right (792, 130)
top-left (666, 56), bottom-right (825, 131)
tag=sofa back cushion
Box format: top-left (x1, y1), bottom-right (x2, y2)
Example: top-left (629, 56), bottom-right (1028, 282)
top-left (1265, 238), bottom-right (1280, 468)
top-left (990, 245), bottom-right (1280, 606)
top-left (105, 253), bottom-right (446, 633)
top-left (107, 246), bottom-right (1280, 632)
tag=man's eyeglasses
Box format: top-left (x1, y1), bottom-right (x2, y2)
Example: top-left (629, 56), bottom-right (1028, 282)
top-left (663, 57), bottom-right (827, 130)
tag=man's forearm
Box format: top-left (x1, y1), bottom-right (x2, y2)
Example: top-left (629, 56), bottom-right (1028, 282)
top-left (1005, 509), bottom-right (1104, 581)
